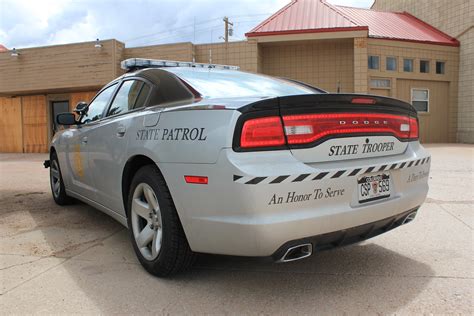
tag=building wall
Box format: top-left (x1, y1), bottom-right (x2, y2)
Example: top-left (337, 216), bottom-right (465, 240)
top-left (194, 40), bottom-right (259, 72)
top-left (366, 39), bottom-right (459, 142)
top-left (353, 37), bottom-right (369, 93)
top-left (124, 42), bottom-right (194, 62)
top-left (0, 39), bottom-right (121, 96)
top-left (260, 38), bottom-right (354, 93)
top-left (372, 0), bottom-right (473, 142)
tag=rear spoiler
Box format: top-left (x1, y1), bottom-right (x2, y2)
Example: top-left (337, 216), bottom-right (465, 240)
top-left (238, 94), bottom-right (417, 117)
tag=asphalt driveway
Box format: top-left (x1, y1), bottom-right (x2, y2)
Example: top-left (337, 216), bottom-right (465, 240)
top-left (0, 144), bottom-right (472, 314)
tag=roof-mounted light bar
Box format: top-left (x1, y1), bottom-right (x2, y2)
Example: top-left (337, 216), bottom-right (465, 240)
top-left (121, 58), bottom-right (240, 71)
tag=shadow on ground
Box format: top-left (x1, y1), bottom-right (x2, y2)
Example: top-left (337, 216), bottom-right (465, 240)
top-left (1, 185), bottom-right (434, 314)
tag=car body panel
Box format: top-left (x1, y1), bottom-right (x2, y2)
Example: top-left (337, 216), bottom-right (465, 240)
top-left (159, 141), bottom-right (429, 256)
top-left (50, 66), bottom-right (430, 258)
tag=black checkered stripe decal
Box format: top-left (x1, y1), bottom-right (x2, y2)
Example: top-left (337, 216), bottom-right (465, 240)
top-left (233, 156), bottom-right (430, 185)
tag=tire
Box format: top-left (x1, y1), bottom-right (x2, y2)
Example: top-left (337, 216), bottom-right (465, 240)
top-left (50, 152), bottom-right (74, 205)
top-left (127, 165), bottom-right (196, 277)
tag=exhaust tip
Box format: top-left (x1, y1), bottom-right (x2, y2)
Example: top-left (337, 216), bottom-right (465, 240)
top-left (277, 243), bottom-right (312, 263)
top-left (402, 211), bottom-right (417, 225)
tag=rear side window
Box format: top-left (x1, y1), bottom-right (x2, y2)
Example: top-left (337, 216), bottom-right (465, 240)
top-left (108, 80), bottom-right (150, 116)
top-left (134, 83), bottom-right (151, 109)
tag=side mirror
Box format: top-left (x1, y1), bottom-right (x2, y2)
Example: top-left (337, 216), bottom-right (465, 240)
top-left (74, 101), bottom-right (88, 115)
top-left (56, 113), bottom-right (77, 126)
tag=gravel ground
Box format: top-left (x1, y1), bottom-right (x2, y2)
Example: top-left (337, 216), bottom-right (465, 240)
top-left (0, 144), bottom-right (472, 314)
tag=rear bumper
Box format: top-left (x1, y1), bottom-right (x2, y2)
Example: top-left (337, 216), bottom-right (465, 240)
top-left (271, 207), bottom-right (418, 261)
top-left (160, 142), bottom-right (430, 257)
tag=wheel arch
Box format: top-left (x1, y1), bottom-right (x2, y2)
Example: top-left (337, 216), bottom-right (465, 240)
top-left (49, 146), bottom-right (56, 157)
top-left (121, 155), bottom-right (158, 216)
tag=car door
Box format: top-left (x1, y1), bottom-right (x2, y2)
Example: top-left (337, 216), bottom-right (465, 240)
top-left (86, 79), bottom-right (152, 215)
top-left (63, 83), bottom-right (118, 201)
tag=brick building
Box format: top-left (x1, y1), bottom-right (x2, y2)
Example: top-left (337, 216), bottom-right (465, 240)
top-left (0, 0), bottom-right (469, 153)
top-left (371, 0), bottom-right (472, 143)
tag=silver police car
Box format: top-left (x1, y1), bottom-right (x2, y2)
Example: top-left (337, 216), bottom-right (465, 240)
top-left (47, 58), bottom-right (431, 277)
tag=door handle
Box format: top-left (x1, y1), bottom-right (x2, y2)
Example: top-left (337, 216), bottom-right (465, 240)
top-left (81, 136), bottom-right (88, 144)
top-left (116, 126), bottom-right (126, 137)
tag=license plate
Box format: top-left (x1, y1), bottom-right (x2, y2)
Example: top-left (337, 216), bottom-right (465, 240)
top-left (358, 173), bottom-right (391, 203)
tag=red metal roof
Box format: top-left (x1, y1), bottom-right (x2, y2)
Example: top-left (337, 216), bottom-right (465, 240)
top-left (0, 44), bottom-right (8, 52)
top-left (246, 0), bottom-right (459, 47)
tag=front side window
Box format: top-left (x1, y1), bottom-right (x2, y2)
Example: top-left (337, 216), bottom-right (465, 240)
top-left (403, 59), bottom-right (413, 72)
top-left (368, 56), bottom-right (379, 70)
top-left (436, 61), bottom-right (445, 74)
top-left (108, 80), bottom-right (149, 116)
top-left (420, 60), bottom-right (430, 73)
top-left (411, 88), bottom-right (429, 112)
top-left (386, 57), bottom-right (397, 71)
top-left (80, 84), bottom-right (117, 124)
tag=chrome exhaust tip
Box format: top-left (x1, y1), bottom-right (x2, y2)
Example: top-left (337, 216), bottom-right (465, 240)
top-left (277, 243), bottom-right (312, 263)
top-left (402, 211), bottom-right (417, 225)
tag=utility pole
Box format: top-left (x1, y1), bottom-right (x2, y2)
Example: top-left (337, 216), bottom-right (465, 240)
top-left (223, 16), bottom-right (233, 43)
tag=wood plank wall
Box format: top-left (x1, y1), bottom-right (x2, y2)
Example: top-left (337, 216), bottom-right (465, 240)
top-left (22, 95), bottom-right (48, 153)
top-left (0, 97), bottom-right (23, 152)
top-left (70, 91), bottom-right (98, 111)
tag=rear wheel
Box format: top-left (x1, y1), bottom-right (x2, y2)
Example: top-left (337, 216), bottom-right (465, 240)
top-left (50, 152), bottom-right (73, 205)
top-left (127, 165), bottom-right (196, 277)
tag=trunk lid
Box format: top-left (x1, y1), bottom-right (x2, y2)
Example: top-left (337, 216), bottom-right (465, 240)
top-left (278, 94), bottom-right (417, 163)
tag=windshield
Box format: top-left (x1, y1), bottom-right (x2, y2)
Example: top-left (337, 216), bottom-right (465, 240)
top-left (166, 68), bottom-right (317, 98)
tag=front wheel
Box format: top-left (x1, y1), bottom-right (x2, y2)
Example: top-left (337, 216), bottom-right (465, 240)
top-left (127, 165), bottom-right (196, 277)
top-left (50, 152), bottom-right (73, 205)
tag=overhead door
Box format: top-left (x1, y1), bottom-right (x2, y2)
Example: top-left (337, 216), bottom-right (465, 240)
top-left (396, 80), bottom-right (449, 143)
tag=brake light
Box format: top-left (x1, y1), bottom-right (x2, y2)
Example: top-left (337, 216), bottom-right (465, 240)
top-left (240, 116), bottom-right (286, 148)
top-left (351, 97), bottom-right (376, 104)
top-left (239, 113), bottom-right (418, 149)
top-left (283, 113), bottom-right (414, 144)
top-left (409, 117), bottom-right (419, 139)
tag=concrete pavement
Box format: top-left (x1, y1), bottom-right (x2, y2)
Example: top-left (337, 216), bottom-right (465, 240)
top-left (0, 145), bottom-right (472, 314)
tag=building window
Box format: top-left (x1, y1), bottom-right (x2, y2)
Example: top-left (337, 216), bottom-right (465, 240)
top-left (436, 61), bottom-right (445, 74)
top-left (411, 88), bottom-right (429, 112)
top-left (420, 60), bottom-right (430, 73)
top-left (368, 56), bottom-right (379, 70)
top-left (386, 57), bottom-right (397, 71)
top-left (370, 78), bottom-right (391, 88)
top-left (403, 59), bottom-right (413, 72)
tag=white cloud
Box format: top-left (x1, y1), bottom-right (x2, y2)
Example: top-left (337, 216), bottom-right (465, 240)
top-left (0, 0), bottom-right (373, 49)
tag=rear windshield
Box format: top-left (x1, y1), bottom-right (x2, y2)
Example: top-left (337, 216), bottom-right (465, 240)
top-left (166, 68), bottom-right (317, 98)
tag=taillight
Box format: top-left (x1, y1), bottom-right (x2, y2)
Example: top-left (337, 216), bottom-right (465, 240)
top-left (409, 117), bottom-right (419, 139)
top-left (283, 113), bottom-right (417, 145)
top-left (240, 116), bottom-right (286, 148)
top-left (238, 113), bottom-right (418, 150)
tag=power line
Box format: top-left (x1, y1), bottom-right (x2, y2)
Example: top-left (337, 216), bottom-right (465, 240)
top-left (136, 24), bottom-right (223, 46)
top-left (124, 17), bottom-right (221, 43)
top-left (124, 13), bottom-right (272, 44)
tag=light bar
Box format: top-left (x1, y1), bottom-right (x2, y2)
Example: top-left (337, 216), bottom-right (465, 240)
top-left (121, 58), bottom-right (240, 71)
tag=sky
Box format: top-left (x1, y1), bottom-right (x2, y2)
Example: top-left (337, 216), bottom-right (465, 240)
top-left (0, 0), bottom-right (374, 49)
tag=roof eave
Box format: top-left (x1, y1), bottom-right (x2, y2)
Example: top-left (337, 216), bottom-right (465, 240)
top-left (246, 26), bottom-right (369, 38)
top-left (369, 36), bottom-right (460, 47)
